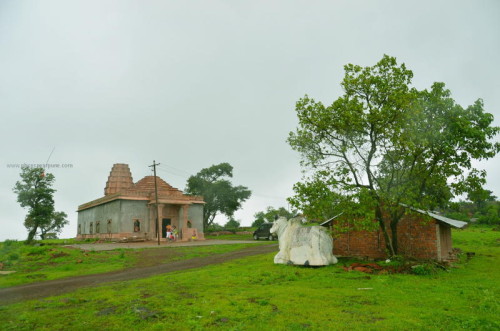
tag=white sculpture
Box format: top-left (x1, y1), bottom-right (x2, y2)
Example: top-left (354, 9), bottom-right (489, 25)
top-left (270, 216), bottom-right (338, 266)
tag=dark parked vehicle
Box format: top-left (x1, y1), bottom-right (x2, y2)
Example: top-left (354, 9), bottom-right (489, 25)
top-left (253, 223), bottom-right (277, 240)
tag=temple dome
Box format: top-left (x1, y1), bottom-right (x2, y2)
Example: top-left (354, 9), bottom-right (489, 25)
top-left (104, 163), bottom-right (134, 195)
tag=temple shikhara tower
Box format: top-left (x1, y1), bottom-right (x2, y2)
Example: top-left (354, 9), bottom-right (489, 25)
top-left (77, 163), bottom-right (205, 241)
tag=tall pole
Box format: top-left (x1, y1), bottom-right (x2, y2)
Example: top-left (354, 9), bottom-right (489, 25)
top-left (149, 160), bottom-right (161, 246)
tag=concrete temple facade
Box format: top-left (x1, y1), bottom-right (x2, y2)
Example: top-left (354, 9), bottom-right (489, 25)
top-left (77, 163), bottom-right (205, 241)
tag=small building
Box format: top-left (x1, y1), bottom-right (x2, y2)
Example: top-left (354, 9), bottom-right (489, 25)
top-left (77, 163), bottom-right (205, 241)
top-left (322, 207), bottom-right (467, 261)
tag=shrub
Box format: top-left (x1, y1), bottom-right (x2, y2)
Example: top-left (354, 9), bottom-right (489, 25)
top-left (476, 206), bottom-right (500, 225)
top-left (3, 239), bottom-right (18, 247)
top-left (224, 218), bottom-right (241, 233)
top-left (411, 263), bottom-right (437, 276)
top-left (206, 223), bottom-right (224, 233)
top-left (8, 252), bottom-right (20, 261)
top-left (24, 245), bottom-right (50, 256)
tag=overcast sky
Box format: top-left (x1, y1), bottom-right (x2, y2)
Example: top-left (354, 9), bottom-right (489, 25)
top-left (1, 1), bottom-right (499, 241)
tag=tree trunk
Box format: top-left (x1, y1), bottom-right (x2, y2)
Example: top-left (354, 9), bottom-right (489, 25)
top-left (26, 226), bottom-right (38, 244)
top-left (375, 205), bottom-right (395, 256)
top-left (390, 220), bottom-right (399, 255)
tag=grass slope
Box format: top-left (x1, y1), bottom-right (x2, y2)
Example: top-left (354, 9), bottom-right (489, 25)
top-left (0, 226), bottom-right (498, 330)
top-left (0, 241), bottom-right (258, 288)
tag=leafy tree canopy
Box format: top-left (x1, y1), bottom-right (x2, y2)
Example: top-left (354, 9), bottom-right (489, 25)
top-left (185, 162), bottom-right (251, 230)
top-left (288, 55), bottom-right (499, 255)
top-left (252, 206), bottom-right (296, 227)
top-left (467, 188), bottom-right (497, 210)
top-left (224, 217), bottom-right (241, 232)
top-left (13, 167), bottom-right (69, 243)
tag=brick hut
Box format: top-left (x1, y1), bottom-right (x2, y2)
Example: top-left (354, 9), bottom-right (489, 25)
top-left (323, 207), bottom-right (467, 261)
top-left (77, 163), bottom-right (205, 241)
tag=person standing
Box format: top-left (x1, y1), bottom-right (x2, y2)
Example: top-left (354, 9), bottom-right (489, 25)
top-left (166, 224), bottom-right (172, 242)
top-left (172, 226), bottom-right (178, 241)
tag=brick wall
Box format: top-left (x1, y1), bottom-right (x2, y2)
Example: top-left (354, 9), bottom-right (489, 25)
top-left (332, 212), bottom-right (441, 260)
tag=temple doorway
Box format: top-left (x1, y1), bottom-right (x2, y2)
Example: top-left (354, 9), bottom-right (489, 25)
top-left (162, 218), bottom-right (171, 238)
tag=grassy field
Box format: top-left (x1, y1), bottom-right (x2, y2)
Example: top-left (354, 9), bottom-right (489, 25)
top-left (0, 241), bottom-right (260, 288)
top-left (0, 226), bottom-right (499, 330)
top-left (205, 233), bottom-right (255, 240)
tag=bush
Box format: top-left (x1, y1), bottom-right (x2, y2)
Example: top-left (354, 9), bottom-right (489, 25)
top-left (411, 263), bottom-right (437, 276)
top-left (224, 218), bottom-right (241, 233)
top-left (476, 205), bottom-right (500, 225)
top-left (24, 246), bottom-right (50, 256)
top-left (251, 218), bottom-right (265, 227)
top-left (118, 249), bottom-right (126, 259)
top-left (444, 212), bottom-right (470, 222)
top-left (3, 239), bottom-right (18, 247)
top-left (8, 252), bottom-right (20, 261)
top-left (206, 223), bottom-right (224, 233)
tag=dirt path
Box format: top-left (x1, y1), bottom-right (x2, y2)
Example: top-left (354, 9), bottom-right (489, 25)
top-left (0, 244), bottom-right (278, 305)
top-left (68, 239), bottom-right (262, 251)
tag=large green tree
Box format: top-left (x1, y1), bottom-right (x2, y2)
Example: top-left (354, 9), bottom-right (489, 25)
top-left (185, 162), bottom-right (251, 230)
top-left (13, 167), bottom-right (68, 243)
top-left (288, 55), bottom-right (499, 256)
top-left (467, 188), bottom-right (497, 211)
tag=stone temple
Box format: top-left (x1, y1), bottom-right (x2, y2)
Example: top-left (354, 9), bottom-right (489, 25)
top-left (76, 163), bottom-right (205, 241)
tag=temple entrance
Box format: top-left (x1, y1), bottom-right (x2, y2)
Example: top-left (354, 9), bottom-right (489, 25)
top-left (162, 218), bottom-right (171, 238)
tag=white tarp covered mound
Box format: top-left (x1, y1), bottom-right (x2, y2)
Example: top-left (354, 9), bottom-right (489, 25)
top-left (270, 216), bottom-right (338, 266)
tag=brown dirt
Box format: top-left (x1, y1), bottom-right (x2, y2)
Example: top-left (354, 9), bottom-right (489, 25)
top-left (0, 244), bottom-right (277, 305)
top-left (133, 246), bottom-right (183, 267)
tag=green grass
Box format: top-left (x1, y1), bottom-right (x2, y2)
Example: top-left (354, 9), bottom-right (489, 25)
top-left (38, 238), bottom-right (100, 245)
top-left (452, 224), bottom-right (499, 254)
top-left (205, 233), bottom-right (255, 240)
top-left (1, 226), bottom-right (499, 330)
top-left (168, 244), bottom-right (260, 260)
top-left (0, 242), bottom-right (259, 288)
top-left (0, 242), bottom-right (133, 288)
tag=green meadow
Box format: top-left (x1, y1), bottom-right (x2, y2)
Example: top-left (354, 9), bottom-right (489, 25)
top-left (0, 241), bottom-right (260, 288)
top-left (0, 226), bottom-right (499, 330)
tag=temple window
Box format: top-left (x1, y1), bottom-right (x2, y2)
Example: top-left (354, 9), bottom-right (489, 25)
top-left (78, 224), bottom-right (81, 234)
top-left (90, 222), bottom-right (94, 234)
top-left (96, 221), bottom-right (101, 233)
top-left (107, 219), bottom-right (112, 233)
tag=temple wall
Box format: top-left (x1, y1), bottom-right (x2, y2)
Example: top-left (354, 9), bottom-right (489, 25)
top-left (77, 200), bottom-right (150, 239)
top-left (188, 204), bottom-right (204, 233)
top-left (77, 200), bottom-right (120, 235)
top-left (77, 200), bottom-right (204, 241)
top-left (119, 200), bottom-right (150, 234)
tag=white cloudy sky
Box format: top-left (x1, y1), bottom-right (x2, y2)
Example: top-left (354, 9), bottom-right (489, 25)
top-left (1, 1), bottom-right (499, 241)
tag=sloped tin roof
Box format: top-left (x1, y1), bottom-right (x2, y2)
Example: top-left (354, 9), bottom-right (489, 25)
top-left (320, 207), bottom-right (467, 229)
top-left (407, 207), bottom-right (468, 229)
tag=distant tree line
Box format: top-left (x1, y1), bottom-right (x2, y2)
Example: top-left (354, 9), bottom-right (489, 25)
top-left (441, 189), bottom-right (499, 225)
top-left (251, 206), bottom-right (296, 227)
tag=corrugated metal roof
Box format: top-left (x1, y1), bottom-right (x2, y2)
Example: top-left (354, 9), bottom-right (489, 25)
top-left (320, 212), bottom-right (344, 226)
top-left (320, 206), bottom-right (468, 229)
top-left (407, 207), bottom-right (468, 229)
